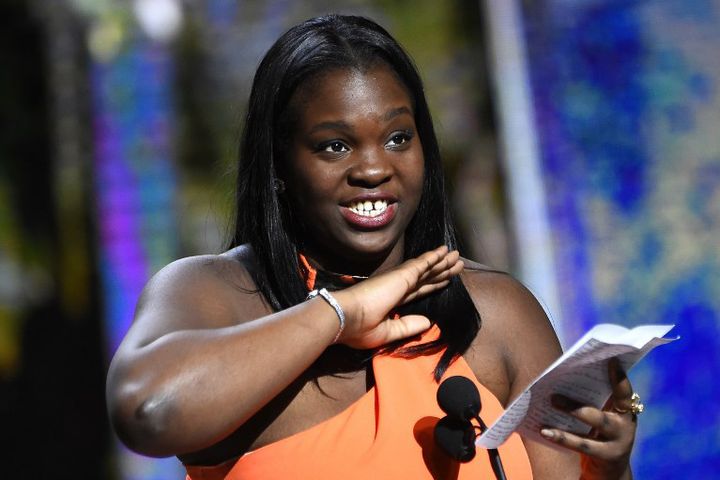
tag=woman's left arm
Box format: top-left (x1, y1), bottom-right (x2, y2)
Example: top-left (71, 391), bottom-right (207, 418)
top-left (463, 269), bottom-right (636, 479)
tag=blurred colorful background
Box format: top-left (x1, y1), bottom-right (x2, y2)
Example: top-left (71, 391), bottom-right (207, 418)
top-left (1, 0), bottom-right (716, 478)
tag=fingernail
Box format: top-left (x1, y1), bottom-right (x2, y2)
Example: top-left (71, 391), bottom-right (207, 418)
top-left (540, 429), bottom-right (554, 439)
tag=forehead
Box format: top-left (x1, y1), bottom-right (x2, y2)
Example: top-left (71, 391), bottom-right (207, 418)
top-left (290, 65), bottom-right (414, 128)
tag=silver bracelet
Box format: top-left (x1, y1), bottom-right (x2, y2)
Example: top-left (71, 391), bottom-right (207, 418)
top-left (307, 288), bottom-right (345, 343)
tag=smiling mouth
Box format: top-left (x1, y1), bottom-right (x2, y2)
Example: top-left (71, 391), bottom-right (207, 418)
top-left (340, 198), bottom-right (397, 230)
top-left (347, 199), bottom-right (388, 218)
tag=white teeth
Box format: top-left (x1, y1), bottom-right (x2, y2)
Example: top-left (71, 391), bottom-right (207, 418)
top-left (349, 199), bottom-right (388, 217)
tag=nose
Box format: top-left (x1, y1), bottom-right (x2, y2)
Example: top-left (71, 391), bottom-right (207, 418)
top-left (347, 148), bottom-right (393, 187)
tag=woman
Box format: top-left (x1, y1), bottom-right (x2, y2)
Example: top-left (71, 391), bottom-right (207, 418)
top-left (107, 15), bottom-right (638, 479)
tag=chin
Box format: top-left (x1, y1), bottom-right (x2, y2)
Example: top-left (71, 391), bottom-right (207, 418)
top-left (351, 227), bottom-right (402, 249)
top-left (342, 232), bottom-right (405, 264)
top-left (347, 242), bottom-right (395, 259)
top-left (309, 230), bottom-right (404, 274)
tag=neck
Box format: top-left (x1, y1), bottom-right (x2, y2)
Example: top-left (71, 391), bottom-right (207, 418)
top-left (301, 240), bottom-right (405, 278)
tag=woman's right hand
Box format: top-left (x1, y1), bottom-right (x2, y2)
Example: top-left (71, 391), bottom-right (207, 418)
top-left (334, 245), bottom-right (463, 349)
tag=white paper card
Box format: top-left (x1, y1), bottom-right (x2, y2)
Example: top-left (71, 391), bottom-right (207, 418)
top-left (476, 323), bottom-right (677, 449)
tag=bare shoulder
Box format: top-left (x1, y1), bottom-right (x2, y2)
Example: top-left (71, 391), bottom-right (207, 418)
top-left (460, 261), bottom-right (563, 398)
top-left (460, 260), bottom-right (554, 342)
top-left (120, 244), bottom-right (270, 350)
top-left (139, 244), bottom-right (260, 306)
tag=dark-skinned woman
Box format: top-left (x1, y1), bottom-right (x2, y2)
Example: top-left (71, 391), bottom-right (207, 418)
top-left (106, 15), bottom-right (638, 479)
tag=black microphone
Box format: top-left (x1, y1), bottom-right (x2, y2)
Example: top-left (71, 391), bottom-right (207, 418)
top-left (437, 375), bottom-right (481, 421)
top-left (433, 416), bottom-right (477, 462)
top-left (434, 376), bottom-right (507, 480)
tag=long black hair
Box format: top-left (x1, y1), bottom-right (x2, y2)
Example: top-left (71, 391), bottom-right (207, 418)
top-left (229, 14), bottom-right (480, 380)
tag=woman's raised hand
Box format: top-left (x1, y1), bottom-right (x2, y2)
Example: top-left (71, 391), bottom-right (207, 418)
top-left (540, 358), bottom-right (637, 480)
top-left (334, 245), bottom-right (463, 349)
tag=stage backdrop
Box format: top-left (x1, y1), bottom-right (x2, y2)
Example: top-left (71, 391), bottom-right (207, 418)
top-left (502, 0), bottom-right (719, 477)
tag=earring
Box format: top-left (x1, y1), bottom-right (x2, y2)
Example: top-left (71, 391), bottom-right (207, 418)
top-left (273, 178), bottom-right (286, 193)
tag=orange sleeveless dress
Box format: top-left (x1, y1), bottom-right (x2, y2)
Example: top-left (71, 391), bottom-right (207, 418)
top-left (184, 324), bottom-right (532, 479)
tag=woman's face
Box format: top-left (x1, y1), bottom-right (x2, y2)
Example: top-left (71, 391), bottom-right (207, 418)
top-left (284, 65), bottom-right (424, 274)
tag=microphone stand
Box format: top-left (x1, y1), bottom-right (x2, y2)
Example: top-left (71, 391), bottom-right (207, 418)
top-left (475, 416), bottom-right (506, 480)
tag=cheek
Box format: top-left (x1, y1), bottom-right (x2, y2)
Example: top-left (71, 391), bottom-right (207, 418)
top-left (416, 161), bottom-right (426, 189)
top-left (405, 152), bottom-right (426, 200)
top-left (404, 163), bottom-right (425, 218)
top-left (286, 160), bottom-right (341, 214)
top-left (300, 168), bottom-right (339, 203)
top-left (407, 139), bottom-right (425, 184)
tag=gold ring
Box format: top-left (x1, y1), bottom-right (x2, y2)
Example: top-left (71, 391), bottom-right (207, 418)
top-left (614, 392), bottom-right (644, 415)
top-left (630, 393), bottom-right (644, 415)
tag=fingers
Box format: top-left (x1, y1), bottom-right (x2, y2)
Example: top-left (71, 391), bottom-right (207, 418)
top-left (343, 314), bottom-right (431, 349)
top-left (393, 246), bottom-right (461, 295)
top-left (401, 279), bottom-right (450, 305)
top-left (408, 246), bottom-right (450, 279)
top-left (550, 395), bottom-right (627, 439)
top-left (608, 358), bottom-right (634, 413)
top-left (383, 314), bottom-right (432, 343)
top-left (398, 248), bottom-right (462, 306)
top-left (540, 428), bottom-right (619, 459)
top-left (540, 428), bottom-right (604, 455)
top-left (542, 394), bottom-right (636, 458)
top-left (418, 248), bottom-right (460, 280)
top-left (412, 247), bottom-right (463, 285)
top-left (425, 252), bottom-right (463, 283)
top-left (543, 362), bottom-right (638, 477)
top-left (339, 246), bottom-right (461, 347)
top-left (545, 392), bottom-right (637, 467)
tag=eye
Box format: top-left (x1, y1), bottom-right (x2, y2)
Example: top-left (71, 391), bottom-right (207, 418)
top-left (385, 131), bottom-right (414, 149)
top-left (319, 141), bottom-right (349, 153)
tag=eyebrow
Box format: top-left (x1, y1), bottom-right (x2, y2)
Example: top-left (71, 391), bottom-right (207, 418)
top-left (308, 120), bottom-right (352, 135)
top-left (307, 106), bottom-right (414, 135)
top-left (383, 106), bottom-right (413, 122)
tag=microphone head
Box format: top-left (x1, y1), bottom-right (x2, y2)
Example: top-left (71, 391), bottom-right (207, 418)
top-left (433, 416), bottom-right (477, 462)
top-left (437, 376), bottom-right (481, 421)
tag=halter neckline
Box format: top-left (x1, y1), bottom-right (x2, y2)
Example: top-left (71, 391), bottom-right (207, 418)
top-left (298, 253), bottom-right (369, 291)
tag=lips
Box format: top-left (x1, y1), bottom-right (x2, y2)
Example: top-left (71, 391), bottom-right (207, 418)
top-left (340, 194), bottom-right (398, 230)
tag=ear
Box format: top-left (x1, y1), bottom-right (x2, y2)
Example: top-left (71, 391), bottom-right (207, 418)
top-left (272, 177), bottom-right (286, 193)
